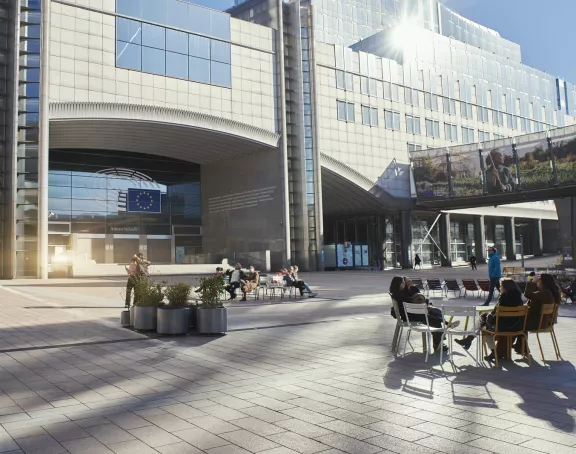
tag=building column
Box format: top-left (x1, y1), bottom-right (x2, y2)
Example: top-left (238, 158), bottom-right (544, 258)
top-left (439, 213), bottom-right (452, 267)
top-left (534, 219), bottom-right (543, 257)
top-left (399, 211), bottom-right (412, 268)
top-left (474, 215), bottom-right (486, 264)
top-left (505, 217), bottom-right (516, 261)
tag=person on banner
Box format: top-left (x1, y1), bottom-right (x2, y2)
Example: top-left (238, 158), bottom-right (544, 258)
top-left (482, 247), bottom-right (502, 306)
top-left (485, 149), bottom-right (516, 194)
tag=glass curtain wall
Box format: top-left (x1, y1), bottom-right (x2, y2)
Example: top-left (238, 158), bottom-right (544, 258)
top-left (449, 220), bottom-right (467, 263)
top-left (412, 216), bottom-right (441, 266)
top-left (16, 0), bottom-right (41, 277)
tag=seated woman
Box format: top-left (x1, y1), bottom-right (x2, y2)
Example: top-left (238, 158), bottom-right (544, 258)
top-left (455, 279), bottom-right (524, 362)
top-left (291, 265), bottom-right (317, 298)
top-left (240, 265), bottom-right (259, 301)
top-left (389, 276), bottom-right (454, 352)
top-left (511, 273), bottom-right (561, 353)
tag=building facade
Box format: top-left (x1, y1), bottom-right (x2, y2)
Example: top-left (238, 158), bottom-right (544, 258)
top-left (0, 0), bottom-right (573, 278)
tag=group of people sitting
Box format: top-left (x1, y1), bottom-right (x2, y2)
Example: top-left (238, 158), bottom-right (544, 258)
top-left (277, 266), bottom-right (317, 298)
top-left (390, 273), bottom-right (561, 362)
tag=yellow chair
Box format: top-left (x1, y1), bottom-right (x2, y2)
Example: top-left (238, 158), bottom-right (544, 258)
top-left (529, 304), bottom-right (562, 361)
top-left (481, 305), bottom-right (530, 367)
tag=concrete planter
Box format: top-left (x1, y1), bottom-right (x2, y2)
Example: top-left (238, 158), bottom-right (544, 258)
top-left (120, 310), bottom-right (130, 327)
top-left (197, 307), bottom-right (227, 334)
top-left (157, 307), bottom-right (190, 335)
top-left (134, 306), bottom-right (158, 331)
top-left (130, 306), bottom-right (135, 326)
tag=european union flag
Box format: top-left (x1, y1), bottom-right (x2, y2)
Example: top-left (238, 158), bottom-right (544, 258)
top-left (127, 189), bottom-right (161, 213)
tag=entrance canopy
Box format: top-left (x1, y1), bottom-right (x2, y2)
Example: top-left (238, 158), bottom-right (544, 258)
top-left (49, 102), bottom-right (280, 164)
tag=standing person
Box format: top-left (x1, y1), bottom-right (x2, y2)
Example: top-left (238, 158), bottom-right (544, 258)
top-left (469, 255), bottom-right (477, 270)
top-left (240, 265), bottom-right (259, 301)
top-left (482, 247), bottom-right (502, 306)
top-left (225, 263), bottom-right (242, 300)
top-left (136, 253), bottom-right (151, 277)
top-left (414, 253), bottom-right (422, 270)
top-left (125, 257), bottom-right (140, 308)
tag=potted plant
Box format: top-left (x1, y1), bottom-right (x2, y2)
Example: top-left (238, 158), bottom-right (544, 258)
top-left (197, 275), bottom-right (228, 334)
top-left (133, 278), bottom-right (164, 331)
top-left (157, 282), bottom-right (192, 335)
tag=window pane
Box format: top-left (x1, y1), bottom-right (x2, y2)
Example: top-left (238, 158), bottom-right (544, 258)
top-left (362, 106), bottom-right (370, 125)
top-left (189, 56), bottom-right (210, 84)
top-left (142, 23), bottom-right (165, 49)
top-left (166, 29), bottom-right (188, 54)
top-left (347, 103), bottom-right (355, 122)
top-left (189, 34), bottom-right (210, 59)
top-left (394, 112), bottom-right (400, 130)
top-left (211, 61), bottom-right (231, 87)
top-left (337, 101), bottom-right (346, 120)
top-left (371, 108), bottom-right (378, 126)
top-left (210, 10), bottom-right (231, 41)
top-left (210, 40), bottom-right (230, 64)
top-left (117, 18), bottom-right (141, 44)
top-left (117, 0), bottom-right (142, 18)
top-left (165, 0), bottom-right (189, 30)
top-left (142, 46), bottom-right (165, 75)
top-left (116, 41), bottom-right (141, 71)
top-left (166, 51), bottom-right (188, 79)
top-left (336, 70), bottom-right (345, 89)
top-left (141, 0), bottom-right (166, 25)
top-left (188, 4), bottom-right (211, 36)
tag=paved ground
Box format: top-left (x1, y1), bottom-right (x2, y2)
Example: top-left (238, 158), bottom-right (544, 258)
top-left (0, 258), bottom-right (575, 453)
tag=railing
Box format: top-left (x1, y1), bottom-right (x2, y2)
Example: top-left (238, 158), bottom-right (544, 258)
top-left (410, 125), bottom-right (576, 204)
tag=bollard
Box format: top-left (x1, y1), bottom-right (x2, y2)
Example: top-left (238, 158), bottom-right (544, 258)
top-left (120, 310), bottom-right (130, 327)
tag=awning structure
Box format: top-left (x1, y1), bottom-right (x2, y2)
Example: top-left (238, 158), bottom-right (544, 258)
top-left (49, 102), bottom-right (280, 164)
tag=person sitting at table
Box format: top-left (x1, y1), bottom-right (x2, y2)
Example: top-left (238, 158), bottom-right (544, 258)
top-left (389, 276), bottom-right (456, 353)
top-left (239, 265), bottom-right (259, 301)
top-left (455, 279), bottom-right (524, 362)
top-left (511, 273), bottom-right (560, 354)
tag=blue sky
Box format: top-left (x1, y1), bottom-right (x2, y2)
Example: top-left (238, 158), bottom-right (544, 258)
top-left (201, 0), bottom-right (576, 82)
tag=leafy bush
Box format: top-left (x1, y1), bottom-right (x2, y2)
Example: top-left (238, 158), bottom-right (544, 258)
top-left (164, 282), bottom-right (192, 307)
top-left (135, 278), bottom-right (165, 307)
top-left (199, 275), bottom-right (225, 308)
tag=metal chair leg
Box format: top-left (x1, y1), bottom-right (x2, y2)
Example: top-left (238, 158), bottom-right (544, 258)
top-left (536, 333), bottom-right (545, 362)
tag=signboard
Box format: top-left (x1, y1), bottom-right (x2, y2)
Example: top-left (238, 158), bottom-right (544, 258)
top-left (337, 244), bottom-right (354, 267)
top-left (362, 245), bottom-right (369, 266)
top-left (354, 245), bottom-right (362, 267)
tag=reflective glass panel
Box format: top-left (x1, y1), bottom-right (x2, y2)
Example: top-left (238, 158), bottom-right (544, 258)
top-left (141, 0), bottom-right (166, 25)
top-left (166, 51), bottom-right (188, 79)
top-left (116, 0), bottom-right (142, 18)
top-left (165, 0), bottom-right (189, 30)
top-left (142, 46), bottom-right (165, 74)
top-left (210, 40), bottom-right (230, 64)
top-left (210, 61), bottom-right (231, 87)
top-left (188, 3), bottom-right (211, 36)
top-left (189, 56), bottom-right (210, 84)
top-left (117, 18), bottom-right (142, 44)
top-left (210, 10), bottom-right (231, 41)
top-left (166, 29), bottom-right (187, 54)
top-left (142, 23), bottom-right (165, 49)
top-left (189, 34), bottom-right (210, 59)
top-left (116, 41), bottom-right (141, 71)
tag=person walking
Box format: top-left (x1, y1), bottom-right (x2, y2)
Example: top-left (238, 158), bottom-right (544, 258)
top-left (469, 255), bottom-right (477, 270)
top-left (482, 247), bottom-right (501, 306)
top-left (125, 257), bottom-right (140, 308)
top-left (414, 253), bottom-right (422, 270)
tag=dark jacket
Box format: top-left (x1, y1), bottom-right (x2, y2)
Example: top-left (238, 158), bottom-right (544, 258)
top-left (524, 282), bottom-right (555, 331)
top-left (486, 288), bottom-right (524, 332)
top-left (390, 286), bottom-right (421, 321)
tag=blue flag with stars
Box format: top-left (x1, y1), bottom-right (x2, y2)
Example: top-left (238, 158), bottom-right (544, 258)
top-left (127, 189), bottom-right (161, 213)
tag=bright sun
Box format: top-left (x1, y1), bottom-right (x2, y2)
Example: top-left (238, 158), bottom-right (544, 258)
top-left (391, 20), bottom-right (421, 51)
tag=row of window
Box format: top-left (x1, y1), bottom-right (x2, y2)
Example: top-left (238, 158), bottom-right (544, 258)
top-left (337, 101), bottom-right (506, 143)
top-left (116, 18), bottom-right (231, 87)
top-left (335, 70), bottom-right (556, 130)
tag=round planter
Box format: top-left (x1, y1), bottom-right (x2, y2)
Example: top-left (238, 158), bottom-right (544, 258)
top-left (130, 306), bottom-right (135, 326)
top-left (157, 307), bottom-right (190, 335)
top-left (134, 306), bottom-right (158, 331)
top-left (120, 310), bottom-right (130, 327)
top-left (197, 307), bottom-right (228, 334)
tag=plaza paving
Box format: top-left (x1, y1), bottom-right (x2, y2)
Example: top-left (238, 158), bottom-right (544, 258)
top-left (0, 261), bottom-right (575, 453)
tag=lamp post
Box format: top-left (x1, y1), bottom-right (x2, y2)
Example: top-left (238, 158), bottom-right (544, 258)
top-left (515, 223), bottom-right (529, 269)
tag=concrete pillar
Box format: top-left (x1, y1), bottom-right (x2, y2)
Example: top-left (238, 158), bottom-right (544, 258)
top-left (439, 213), bottom-right (452, 267)
top-left (474, 215), bottom-right (486, 264)
top-left (505, 217), bottom-right (516, 261)
top-left (399, 211), bottom-right (412, 268)
top-left (534, 219), bottom-right (543, 257)
top-left (105, 234), bottom-right (114, 263)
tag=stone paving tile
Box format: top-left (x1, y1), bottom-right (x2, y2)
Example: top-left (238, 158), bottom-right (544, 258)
top-left (319, 409), bottom-right (379, 426)
top-left (414, 435), bottom-right (491, 454)
top-left (241, 406), bottom-right (292, 423)
top-left (467, 436), bottom-right (545, 454)
top-left (85, 423), bottom-right (135, 445)
top-left (266, 431), bottom-right (329, 454)
top-left (248, 397), bottom-right (297, 412)
top-left (142, 413), bottom-right (196, 432)
top-left (42, 421), bottom-right (90, 442)
top-left (106, 439), bottom-right (159, 454)
top-left (219, 429), bottom-right (280, 452)
top-left (173, 427), bottom-right (229, 450)
top-left (200, 405), bottom-right (249, 421)
top-left (507, 423), bottom-right (576, 445)
top-left (128, 425), bottom-right (181, 448)
top-left (364, 434), bottom-right (437, 454)
top-left (0, 431), bottom-right (19, 453)
top-left (314, 433), bottom-right (381, 454)
top-left (274, 419), bottom-right (333, 438)
top-left (61, 436), bottom-right (115, 454)
top-left (205, 445), bottom-right (252, 454)
top-left (521, 438), bottom-right (576, 454)
top-left (155, 441), bottom-right (204, 454)
top-left (104, 412), bottom-right (150, 430)
top-left (13, 434), bottom-right (67, 454)
top-left (257, 448), bottom-right (300, 454)
top-left (317, 420), bottom-right (381, 440)
top-left (160, 403), bottom-right (207, 419)
top-left (188, 415), bottom-right (239, 434)
top-left (209, 396), bottom-right (259, 410)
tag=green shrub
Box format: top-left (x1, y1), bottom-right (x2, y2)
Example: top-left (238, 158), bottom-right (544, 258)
top-left (135, 278), bottom-right (165, 307)
top-left (199, 275), bottom-right (225, 308)
top-left (164, 282), bottom-right (192, 307)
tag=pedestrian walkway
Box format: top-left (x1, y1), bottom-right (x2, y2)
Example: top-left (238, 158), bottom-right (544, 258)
top-left (0, 276), bottom-right (575, 453)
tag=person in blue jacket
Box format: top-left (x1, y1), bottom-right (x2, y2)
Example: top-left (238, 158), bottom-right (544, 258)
top-left (482, 247), bottom-right (502, 306)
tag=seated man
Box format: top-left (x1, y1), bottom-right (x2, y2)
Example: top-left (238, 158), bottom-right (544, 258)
top-left (282, 267), bottom-right (307, 297)
top-left (291, 265), bottom-right (317, 298)
top-left (240, 265), bottom-right (259, 301)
